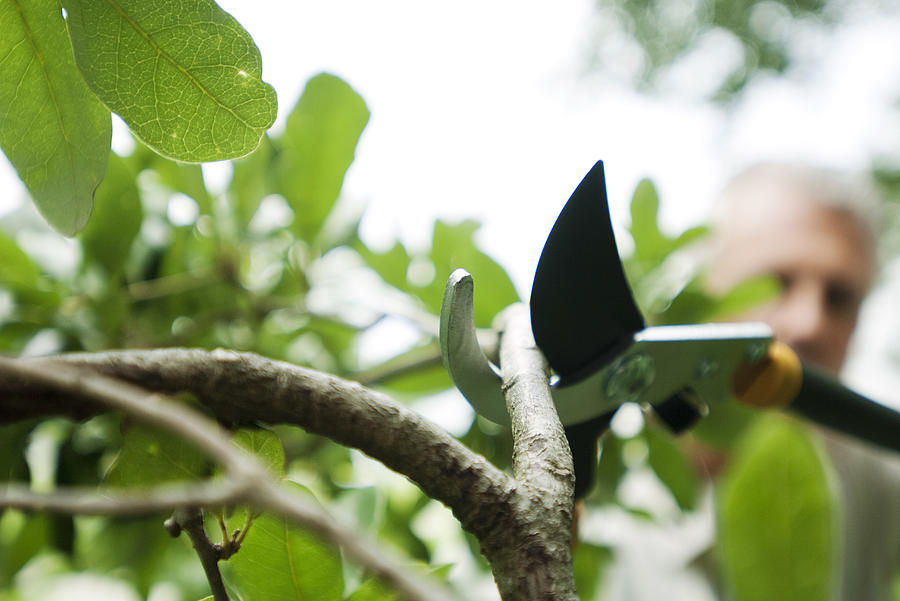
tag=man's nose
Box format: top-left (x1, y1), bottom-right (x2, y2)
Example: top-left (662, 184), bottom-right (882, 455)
top-left (775, 281), bottom-right (830, 351)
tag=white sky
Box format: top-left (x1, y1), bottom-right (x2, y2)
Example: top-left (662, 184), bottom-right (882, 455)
top-left (2, 1), bottom-right (900, 400)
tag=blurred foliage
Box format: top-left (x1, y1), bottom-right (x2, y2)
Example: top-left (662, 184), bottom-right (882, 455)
top-left (585, 0), bottom-right (898, 101)
top-left (717, 415), bottom-right (835, 601)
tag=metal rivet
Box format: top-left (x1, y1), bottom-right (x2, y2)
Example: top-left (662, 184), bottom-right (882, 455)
top-left (746, 341), bottom-right (769, 363)
top-left (604, 352), bottom-right (655, 403)
top-left (697, 359), bottom-right (719, 379)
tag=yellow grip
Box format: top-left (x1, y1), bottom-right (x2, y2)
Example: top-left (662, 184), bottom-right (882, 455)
top-left (733, 341), bottom-right (803, 409)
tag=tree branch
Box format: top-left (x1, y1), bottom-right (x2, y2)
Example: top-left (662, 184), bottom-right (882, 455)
top-left (0, 480), bottom-right (244, 515)
top-left (169, 508), bottom-right (232, 601)
top-left (0, 356), bottom-right (461, 601)
top-left (0, 349), bottom-right (516, 536)
top-left (486, 304), bottom-right (578, 601)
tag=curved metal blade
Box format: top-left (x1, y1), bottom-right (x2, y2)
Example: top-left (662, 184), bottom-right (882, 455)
top-left (530, 160), bottom-right (644, 384)
top-left (440, 269), bottom-right (510, 425)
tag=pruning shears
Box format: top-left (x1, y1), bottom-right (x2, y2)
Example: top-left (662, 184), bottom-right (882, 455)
top-left (440, 160), bottom-right (900, 497)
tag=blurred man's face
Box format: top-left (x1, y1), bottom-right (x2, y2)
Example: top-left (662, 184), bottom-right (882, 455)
top-left (707, 179), bottom-right (874, 375)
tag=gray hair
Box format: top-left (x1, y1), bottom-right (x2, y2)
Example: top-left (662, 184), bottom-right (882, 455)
top-left (713, 162), bottom-right (881, 241)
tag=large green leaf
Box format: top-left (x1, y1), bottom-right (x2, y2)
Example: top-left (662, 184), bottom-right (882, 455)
top-left (0, 0), bottom-right (111, 235)
top-left (61, 0), bottom-right (276, 162)
top-left (717, 415), bottom-right (835, 601)
top-left (278, 73), bottom-right (369, 243)
top-left (232, 428), bottom-right (285, 477)
top-left (104, 422), bottom-right (207, 487)
top-left (426, 220), bottom-right (520, 327)
top-left (79, 152), bottom-right (142, 276)
top-left (226, 484), bottom-right (343, 601)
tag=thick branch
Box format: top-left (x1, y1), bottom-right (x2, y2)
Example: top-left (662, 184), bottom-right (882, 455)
top-left (0, 357), bottom-right (458, 601)
top-left (487, 304), bottom-right (578, 601)
top-left (0, 349), bottom-right (515, 547)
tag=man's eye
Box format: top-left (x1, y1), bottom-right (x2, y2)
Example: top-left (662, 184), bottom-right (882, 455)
top-left (774, 272), bottom-right (794, 293)
top-left (825, 283), bottom-right (859, 314)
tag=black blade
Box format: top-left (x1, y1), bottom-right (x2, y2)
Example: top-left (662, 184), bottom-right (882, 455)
top-left (530, 160), bottom-right (645, 384)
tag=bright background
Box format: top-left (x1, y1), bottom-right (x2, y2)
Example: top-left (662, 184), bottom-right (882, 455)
top-left (2, 0), bottom-right (900, 403)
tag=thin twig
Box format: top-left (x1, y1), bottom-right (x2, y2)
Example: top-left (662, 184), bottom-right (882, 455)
top-left (355, 345), bottom-right (444, 386)
top-left (0, 480), bottom-right (244, 515)
top-left (172, 507), bottom-right (231, 601)
top-left (127, 271), bottom-right (222, 302)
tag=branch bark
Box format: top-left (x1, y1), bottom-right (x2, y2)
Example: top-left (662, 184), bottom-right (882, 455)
top-left (169, 508), bottom-right (232, 601)
top-left (0, 356), bottom-right (460, 601)
top-left (478, 304), bottom-right (578, 600)
top-left (0, 349), bottom-right (516, 537)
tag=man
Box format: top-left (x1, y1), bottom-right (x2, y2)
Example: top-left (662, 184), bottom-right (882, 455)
top-left (706, 163), bottom-right (876, 375)
top-left (706, 162), bottom-right (900, 601)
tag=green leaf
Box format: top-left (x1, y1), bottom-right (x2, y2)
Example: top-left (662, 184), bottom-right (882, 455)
top-left (0, 511), bottom-right (52, 586)
top-left (709, 275), bottom-right (780, 320)
top-left (72, 515), bottom-right (206, 598)
top-left (644, 426), bottom-right (699, 510)
top-left (278, 73), bottom-right (369, 242)
top-left (0, 0), bottom-right (111, 235)
top-left (104, 422), bottom-right (206, 487)
top-left (347, 578), bottom-right (400, 601)
top-left (0, 421), bottom-right (34, 482)
top-left (717, 414), bottom-right (835, 601)
top-left (226, 484), bottom-right (343, 601)
top-left (426, 220), bottom-right (519, 327)
top-left (356, 242), bottom-right (412, 293)
top-left (79, 152), bottom-right (142, 275)
top-left (126, 142), bottom-right (214, 213)
top-left (230, 134), bottom-right (277, 227)
top-left (61, 0), bottom-right (277, 162)
top-left (0, 231), bottom-right (40, 292)
top-left (629, 179), bottom-right (669, 265)
top-left (586, 434), bottom-right (627, 505)
top-left (655, 278), bottom-right (716, 325)
top-left (572, 542), bottom-right (612, 601)
top-left (232, 428), bottom-right (285, 477)
top-left (691, 401), bottom-right (758, 449)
